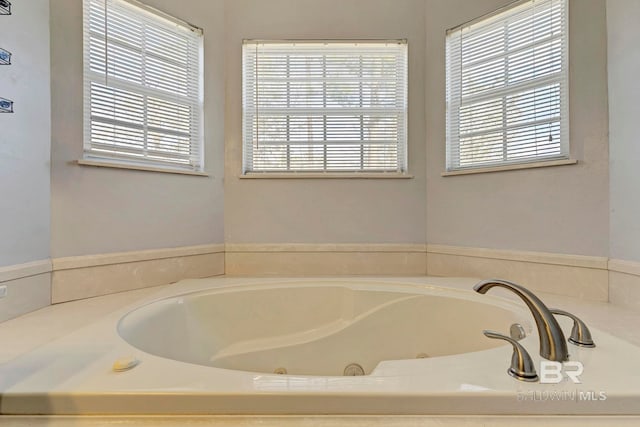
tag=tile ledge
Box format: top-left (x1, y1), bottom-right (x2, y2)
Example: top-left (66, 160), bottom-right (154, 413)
top-left (225, 243), bottom-right (428, 253)
top-left (53, 244), bottom-right (225, 271)
top-left (427, 244), bottom-right (608, 269)
top-left (609, 258), bottom-right (640, 277)
top-left (0, 259), bottom-right (52, 283)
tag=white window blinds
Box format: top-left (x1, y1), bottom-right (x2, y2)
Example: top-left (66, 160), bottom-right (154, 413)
top-left (242, 41), bottom-right (408, 174)
top-left (446, 0), bottom-right (568, 171)
top-left (83, 0), bottom-right (203, 171)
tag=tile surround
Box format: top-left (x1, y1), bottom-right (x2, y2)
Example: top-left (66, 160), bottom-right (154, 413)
top-left (227, 243), bottom-right (611, 302)
top-left (225, 244), bottom-right (428, 276)
top-left (52, 253), bottom-right (225, 303)
top-left (3, 243), bottom-right (640, 311)
top-left (426, 245), bottom-right (609, 301)
top-left (51, 245), bottom-right (225, 303)
top-left (0, 260), bottom-right (52, 283)
top-left (0, 272), bottom-right (51, 323)
top-left (608, 260), bottom-right (640, 311)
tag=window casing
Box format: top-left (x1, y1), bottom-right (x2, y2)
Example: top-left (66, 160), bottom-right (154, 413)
top-left (445, 0), bottom-right (568, 172)
top-left (83, 0), bottom-right (204, 172)
top-left (242, 40), bottom-right (408, 174)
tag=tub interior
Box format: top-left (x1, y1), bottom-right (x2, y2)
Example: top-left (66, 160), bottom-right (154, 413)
top-left (118, 283), bottom-right (529, 376)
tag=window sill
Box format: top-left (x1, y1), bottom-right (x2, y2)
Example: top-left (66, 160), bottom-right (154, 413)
top-left (441, 159), bottom-right (578, 177)
top-left (239, 172), bottom-right (414, 179)
top-left (76, 159), bottom-right (209, 177)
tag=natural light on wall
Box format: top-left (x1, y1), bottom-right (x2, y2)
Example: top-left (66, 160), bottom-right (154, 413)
top-left (242, 40), bottom-right (408, 174)
top-left (445, 0), bottom-right (568, 172)
top-left (83, 0), bottom-right (204, 172)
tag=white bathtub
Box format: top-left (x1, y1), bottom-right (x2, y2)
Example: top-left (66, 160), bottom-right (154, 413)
top-left (118, 282), bottom-right (530, 376)
top-left (2, 278), bottom-right (640, 416)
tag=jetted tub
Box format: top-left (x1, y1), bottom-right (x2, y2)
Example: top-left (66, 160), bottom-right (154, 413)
top-left (2, 278), bottom-right (640, 416)
top-left (117, 282), bottom-right (531, 376)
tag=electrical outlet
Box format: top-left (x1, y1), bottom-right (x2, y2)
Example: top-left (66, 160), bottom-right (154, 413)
top-left (0, 285), bottom-right (7, 299)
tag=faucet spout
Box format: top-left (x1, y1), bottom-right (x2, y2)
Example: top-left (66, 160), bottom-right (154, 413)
top-left (473, 279), bottom-right (569, 362)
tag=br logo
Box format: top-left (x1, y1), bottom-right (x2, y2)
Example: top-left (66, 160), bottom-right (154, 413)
top-left (539, 361), bottom-right (584, 384)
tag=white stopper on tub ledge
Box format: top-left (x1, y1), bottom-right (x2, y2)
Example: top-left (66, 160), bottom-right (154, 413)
top-left (112, 356), bottom-right (140, 372)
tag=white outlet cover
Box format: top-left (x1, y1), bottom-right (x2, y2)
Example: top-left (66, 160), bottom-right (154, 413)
top-left (0, 285), bottom-right (7, 298)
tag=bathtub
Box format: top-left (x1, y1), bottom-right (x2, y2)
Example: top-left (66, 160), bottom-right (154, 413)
top-left (1, 278), bottom-right (640, 415)
top-left (118, 282), bottom-right (531, 376)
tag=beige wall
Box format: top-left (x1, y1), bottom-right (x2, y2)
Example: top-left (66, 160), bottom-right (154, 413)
top-left (224, 0), bottom-right (427, 244)
top-left (46, 0), bottom-right (611, 260)
top-left (49, 0), bottom-right (225, 258)
top-left (223, 0), bottom-right (610, 256)
top-left (425, 0), bottom-right (610, 257)
top-left (607, 0), bottom-right (640, 263)
top-left (0, 0), bottom-right (51, 267)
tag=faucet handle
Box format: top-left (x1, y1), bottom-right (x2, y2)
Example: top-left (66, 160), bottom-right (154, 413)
top-left (483, 330), bottom-right (538, 382)
top-left (550, 309), bottom-right (596, 348)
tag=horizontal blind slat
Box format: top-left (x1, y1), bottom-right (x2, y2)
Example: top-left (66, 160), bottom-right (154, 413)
top-left (446, 0), bottom-right (568, 171)
top-left (243, 41), bottom-right (407, 173)
top-left (83, 0), bottom-right (203, 171)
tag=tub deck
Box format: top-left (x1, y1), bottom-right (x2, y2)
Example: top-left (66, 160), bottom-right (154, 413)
top-left (1, 277), bottom-right (640, 417)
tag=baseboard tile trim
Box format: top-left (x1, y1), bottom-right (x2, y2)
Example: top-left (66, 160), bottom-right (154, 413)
top-left (426, 250), bottom-right (608, 301)
top-left (608, 259), bottom-right (640, 277)
top-left (0, 260), bottom-right (52, 283)
top-left (427, 244), bottom-right (608, 270)
top-left (0, 273), bottom-right (51, 323)
top-left (52, 244), bottom-right (225, 271)
top-left (225, 250), bottom-right (427, 276)
top-left (52, 251), bottom-right (225, 304)
top-left (9, 245), bottom-right (638, 307)
top-left (226, 243), bottom-right (428, 253)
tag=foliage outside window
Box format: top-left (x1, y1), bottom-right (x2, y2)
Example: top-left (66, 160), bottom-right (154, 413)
top-left (83, 0), bottom-right (204, 172)
top-left (242, 40), bottom-right (408, 174)
top-left (446, 0), bottom-right (569, 171)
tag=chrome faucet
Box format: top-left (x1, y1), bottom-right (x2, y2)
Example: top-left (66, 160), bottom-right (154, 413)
top-left (473, 279), bottom-right (569, 362)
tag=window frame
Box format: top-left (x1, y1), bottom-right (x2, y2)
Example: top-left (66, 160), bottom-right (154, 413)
top-left (445, 0), bottom-right (570, 174)
top-left (82, 0), bottom-right (205, 174)
top-left (241, 39), bottom-right (409, 176)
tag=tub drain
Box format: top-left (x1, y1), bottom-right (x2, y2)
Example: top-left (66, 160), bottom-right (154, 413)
top-left (343, 363), bottom-right (365, 376)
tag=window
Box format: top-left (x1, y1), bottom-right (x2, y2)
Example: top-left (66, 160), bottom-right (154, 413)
top-left (445, 0), bottom-right (568, 172)
top-left (242, 41), bottom-right (407, 174)
top-left (83, 0), bottom-right (203, 172)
